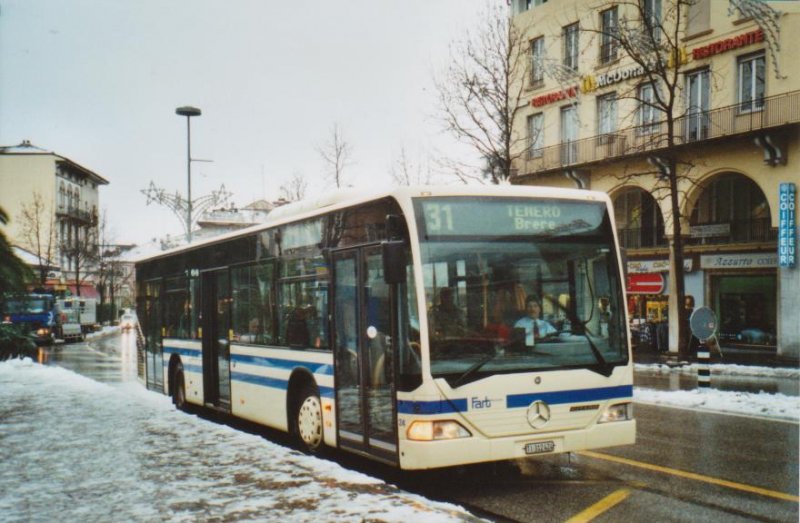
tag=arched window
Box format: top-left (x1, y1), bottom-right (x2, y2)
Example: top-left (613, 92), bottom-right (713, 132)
top-left (613, 188), bottom-right (666, 249)
top-left (689, 173), bottom-right (773, 244)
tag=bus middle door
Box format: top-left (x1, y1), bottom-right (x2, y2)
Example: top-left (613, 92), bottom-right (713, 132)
top-left (201, 269), bottom-right (232, 410)
top-left (332, 246), bottom-right (397, 464)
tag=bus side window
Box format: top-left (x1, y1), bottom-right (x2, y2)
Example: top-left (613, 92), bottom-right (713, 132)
top-left (286, 307), bottom-right (309, 347)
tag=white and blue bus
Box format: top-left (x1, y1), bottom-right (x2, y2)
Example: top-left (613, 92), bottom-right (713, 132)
top-left (135, 185), bottom-right (635, 469)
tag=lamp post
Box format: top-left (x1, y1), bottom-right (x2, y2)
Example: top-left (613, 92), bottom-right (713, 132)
top-left (175, 105), bottom-right (202, 243)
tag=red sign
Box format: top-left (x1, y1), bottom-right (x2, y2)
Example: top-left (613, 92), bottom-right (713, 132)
top-left (530, 85), bottom-right (579, 107)
top-left (692, 29), bottom-right (763, 60)
top-left (626, 273), bottom-right (665, 295)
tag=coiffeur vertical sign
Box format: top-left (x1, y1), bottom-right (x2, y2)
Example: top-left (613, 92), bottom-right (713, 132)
top-left (779, 183), bottom-right (796, 268)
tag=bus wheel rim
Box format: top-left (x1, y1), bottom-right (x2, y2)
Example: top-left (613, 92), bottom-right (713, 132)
top-left (298, 396), bottom-right (322, 448)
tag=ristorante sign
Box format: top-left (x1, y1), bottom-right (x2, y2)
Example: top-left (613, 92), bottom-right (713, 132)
top-left (692, 29), bottom-right (764, 60)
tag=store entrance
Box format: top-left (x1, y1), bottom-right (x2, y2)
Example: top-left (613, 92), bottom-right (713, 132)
top-left (711, 274), bottom-right (777, 348)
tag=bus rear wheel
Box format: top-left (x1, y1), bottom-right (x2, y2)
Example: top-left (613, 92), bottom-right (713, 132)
top-left (293, 385), bottom-right (324, 453)
top-left (172, 369), bottom-right (186, 411)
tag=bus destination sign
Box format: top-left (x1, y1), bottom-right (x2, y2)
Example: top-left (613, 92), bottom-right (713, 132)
top-left (419, 198), bottom-right (606, 237)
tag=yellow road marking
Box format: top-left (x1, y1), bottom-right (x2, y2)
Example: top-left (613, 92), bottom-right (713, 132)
top-left (564, 488), bottom-right (630, 523)
top-left (579, 450), bottom-right (800, 503)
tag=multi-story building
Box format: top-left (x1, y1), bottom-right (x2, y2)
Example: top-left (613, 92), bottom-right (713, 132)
top-left (509, 1), bottom-right (798, 360)
top-left (0, 140), bottom-right (109, 297)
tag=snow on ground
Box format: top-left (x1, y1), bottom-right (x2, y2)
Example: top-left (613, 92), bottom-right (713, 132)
top-left (636, 362), bottom-right (800, 380)
top-left (634, 363), bottom-right (800, 422)
top-left (0, 359), bottom-right (481, 523)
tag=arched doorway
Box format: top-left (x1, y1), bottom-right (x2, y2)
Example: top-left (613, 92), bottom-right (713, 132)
top-left (688, 173), bottom-right (773, 245)
top-left (612, 187), bottom-right (666, 249)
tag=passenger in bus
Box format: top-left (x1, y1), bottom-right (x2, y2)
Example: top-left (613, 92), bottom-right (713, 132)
top-left (483, 288), bottom-right (513, 342)
top-left (514, 295), bottom-right (557, 346)
top-left (431, 287), bottom-right (464, 338)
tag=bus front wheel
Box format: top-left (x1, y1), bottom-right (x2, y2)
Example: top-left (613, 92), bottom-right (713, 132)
top-left (293, 384), bottom-right (324, 453)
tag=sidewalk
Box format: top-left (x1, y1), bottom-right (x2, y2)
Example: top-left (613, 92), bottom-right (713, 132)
top-left (633, 341), bottom-right (800, 368)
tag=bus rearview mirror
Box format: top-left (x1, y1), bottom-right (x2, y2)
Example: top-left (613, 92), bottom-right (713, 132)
top-left (382, 241), bottom-right (407, 284)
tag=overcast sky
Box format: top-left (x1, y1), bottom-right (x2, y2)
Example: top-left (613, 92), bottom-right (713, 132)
top-left (0, 0), bottom-right (487, 245)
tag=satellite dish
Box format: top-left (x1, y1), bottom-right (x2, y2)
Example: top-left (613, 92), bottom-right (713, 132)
top-left (690, 307), bottom-right (717, 341)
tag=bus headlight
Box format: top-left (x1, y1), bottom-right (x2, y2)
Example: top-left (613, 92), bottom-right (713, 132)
top-left (36, 327), bottom-right (51, 337)
top-left (599, 403), bottom-right (632, 423)
top-left (407, 420), bottom-right (472, 441)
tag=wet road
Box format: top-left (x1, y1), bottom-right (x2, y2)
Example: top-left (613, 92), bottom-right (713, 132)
top-left (45, 332), bottom-right (799, 522)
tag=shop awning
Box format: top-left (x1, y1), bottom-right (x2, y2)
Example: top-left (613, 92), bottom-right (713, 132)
top-left (67, 285), bottom-right (100, 300)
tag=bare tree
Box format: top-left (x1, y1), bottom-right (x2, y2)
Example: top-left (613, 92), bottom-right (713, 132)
top-left (60, 218), bottom-right (99, 298)
top-left (434, 1), bottom-right (531, 184)
top-left (588, 0), bottom-right (696, 358)
top-left (95, 211), bottom-right (126, 317)
top-left (279, 171), bottom-right (309, 202)
top-left (17, 192), bottom-right (57, 287)
top-left (390, 146), bottom-right (434, 186)
top-left (317, 123), bottom-right (353, 189)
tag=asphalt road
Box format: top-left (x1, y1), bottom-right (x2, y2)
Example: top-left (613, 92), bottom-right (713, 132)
top-left (44, 332), bottom-right (800, 522)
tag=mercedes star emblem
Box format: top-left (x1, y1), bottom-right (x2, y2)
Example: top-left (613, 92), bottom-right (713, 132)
top-left (526, 400), bottom-right (551, 429)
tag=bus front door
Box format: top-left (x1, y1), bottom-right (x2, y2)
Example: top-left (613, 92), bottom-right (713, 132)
top-left (142, 279), bottom-right (164, 392)
top-left (332, 247), bottom-right (397, 464)
top-left (201, 269), bottom-right (231, 409)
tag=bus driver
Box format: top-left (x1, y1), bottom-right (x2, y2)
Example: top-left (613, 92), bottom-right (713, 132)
top-left (514, 295), bottom-right (556, 346)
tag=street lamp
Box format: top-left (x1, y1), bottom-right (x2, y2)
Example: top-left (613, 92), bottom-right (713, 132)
top-left (175, 105), bottom-right (202, 243)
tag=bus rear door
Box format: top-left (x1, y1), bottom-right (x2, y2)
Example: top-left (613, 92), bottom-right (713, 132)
top-left (201, 269), bottom-right (232, 410)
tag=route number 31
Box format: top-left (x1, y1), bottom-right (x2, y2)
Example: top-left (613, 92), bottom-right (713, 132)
top-left (426, 203), bottom-right (454, 232)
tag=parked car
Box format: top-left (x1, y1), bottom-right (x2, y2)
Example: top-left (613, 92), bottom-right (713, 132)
top-left (120, 313), bottom-right (138, 331)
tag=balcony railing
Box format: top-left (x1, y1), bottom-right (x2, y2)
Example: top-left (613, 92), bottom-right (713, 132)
top-left (57, 206), bottom-right (97, 225)
top-left (520, 90), bottom-right (800, 176)
top-left (618, 225), bottom-right (668, 250)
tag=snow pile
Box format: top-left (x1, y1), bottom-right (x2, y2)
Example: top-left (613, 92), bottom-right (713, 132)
top-left (634, 387), bottom-right (800, 422)
top-left (0, 359), bottom-right (480, 523)
top-left (636, 362), bottom-right (800, 379)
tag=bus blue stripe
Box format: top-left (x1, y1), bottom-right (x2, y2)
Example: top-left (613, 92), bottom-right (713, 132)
top-left (397, 385), bottom-right (633, 415)
top-left (233, 371), bottom-right (334, 398)
top-left (506, 385), bottom-right (633, 409)
top-left (162, 346), bottom-right (333, 376)
top-left (163, 346), bottom-right (201, 358)
top-left (397, 398), bottom-right (469, 415)
top-left (231, 353), bottom-right (333, 376)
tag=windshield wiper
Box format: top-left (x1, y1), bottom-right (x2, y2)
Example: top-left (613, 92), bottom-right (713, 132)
top-left (581, 333), bottom-right (614, 377)
top-left (450, 351), bottom-right (500, 389)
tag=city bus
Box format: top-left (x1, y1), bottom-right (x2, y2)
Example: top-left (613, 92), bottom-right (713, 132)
top-left (135, 185), bottom-right (635, 469)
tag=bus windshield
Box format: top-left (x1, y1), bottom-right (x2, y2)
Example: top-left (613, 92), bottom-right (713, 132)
top-left (415, 197), bottom-right (627, 386)
top-left (3, 297), bottom-right (52, 315)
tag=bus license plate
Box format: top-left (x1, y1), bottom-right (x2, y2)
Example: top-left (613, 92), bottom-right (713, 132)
top-left (525, 441), bottom-right (555, 455)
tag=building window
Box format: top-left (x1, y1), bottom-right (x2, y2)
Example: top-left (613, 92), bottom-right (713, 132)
top-left (563, 23), bottom-right (579, 71)
top-left (600, 7), bottom-right (618, 64)
top-left (638, 83), bottom-right (659, 134)
top-left (513, 0), bottom-right (547, 15)
top-left (686, 68), bottom-right (709, 141)
top-left (560, 105), bottom-right (578, 164)
top-left (527, 113), bottom-right (544, 158)
top-left (643, 0), bottom-right (662, 42)
top-left (530, 37), bottom-right (545, 87)
top-left (738, 52), bottom-right (765, 112)
top-left (597, 93), bottom-right (617, 140)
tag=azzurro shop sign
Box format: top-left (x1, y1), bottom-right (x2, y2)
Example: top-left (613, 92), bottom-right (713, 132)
top-left (779, 183), bottom-right (796, 268)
